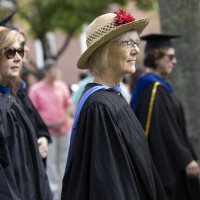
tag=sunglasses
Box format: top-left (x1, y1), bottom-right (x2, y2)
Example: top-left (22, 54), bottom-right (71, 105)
top-left (164, 53), bottom-right (176, 61)
top-left (3, 47), bottom-right (25, 59)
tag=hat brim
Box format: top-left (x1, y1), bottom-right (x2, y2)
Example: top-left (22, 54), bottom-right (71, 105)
top-left (77, 18), bottom-right (149, 69)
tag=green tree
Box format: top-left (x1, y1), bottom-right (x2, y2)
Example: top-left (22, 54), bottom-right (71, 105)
top-left (9, 0), bottom-right (155, 65)
top-left (11, 0), bottom-right (128, 63)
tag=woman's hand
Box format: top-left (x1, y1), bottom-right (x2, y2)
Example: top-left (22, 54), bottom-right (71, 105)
top-left (37, 137), bottom-right (48, 158)
top-left (186, 160), bottom-right (200, 177)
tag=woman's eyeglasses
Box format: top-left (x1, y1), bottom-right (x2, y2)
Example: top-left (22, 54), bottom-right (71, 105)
top-left (122, 40), bottom-right (141, 48)
top-left (114, 39), bottom-right (141, 49)
top-left (3, 47), bottom-right (25, 59)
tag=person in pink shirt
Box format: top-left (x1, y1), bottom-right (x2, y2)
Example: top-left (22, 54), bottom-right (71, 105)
top-left (29, 60), bottom-right (72, 200)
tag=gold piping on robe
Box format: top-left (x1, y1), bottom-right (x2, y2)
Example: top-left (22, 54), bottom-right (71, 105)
top-left (145, 82), bottom-right (161, 137)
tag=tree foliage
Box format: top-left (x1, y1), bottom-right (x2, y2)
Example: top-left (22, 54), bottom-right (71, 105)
top-left (6, 0), bottom-right (155, 63)
top-left (134, 0), bottom-right (157, 10)
top-left (10, 0), bottom-right (128, 61)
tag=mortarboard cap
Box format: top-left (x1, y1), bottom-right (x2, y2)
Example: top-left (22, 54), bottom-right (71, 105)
top-left (141, 33), bottom-right (180, 53)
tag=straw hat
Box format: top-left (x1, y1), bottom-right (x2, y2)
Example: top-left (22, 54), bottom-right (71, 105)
top-left (77, 10), bottom-right (150, 69)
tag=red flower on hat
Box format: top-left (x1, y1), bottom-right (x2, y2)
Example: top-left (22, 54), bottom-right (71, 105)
top-left (114, 9), bottom-right (135, 26)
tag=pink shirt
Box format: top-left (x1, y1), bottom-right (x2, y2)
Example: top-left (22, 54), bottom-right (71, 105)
top-left (29, 80), bottom-right (71, 135)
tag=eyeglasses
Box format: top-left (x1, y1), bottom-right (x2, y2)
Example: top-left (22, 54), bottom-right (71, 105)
top-left (3, 47), bottom-right (25, 59)
top-left (164, 53), bottom-right (176, 61)
top-left (114, 39), bottom-right (141, 49)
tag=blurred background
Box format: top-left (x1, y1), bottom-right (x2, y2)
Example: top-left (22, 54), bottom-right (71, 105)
top-left (1, 0), bottom-right (200, 156)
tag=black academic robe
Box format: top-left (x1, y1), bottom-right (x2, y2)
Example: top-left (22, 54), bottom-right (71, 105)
top-left (62, 83), bottom-right (167, 200)
top-left (134, 83), bottom-right (200, 199)
top-left (0, 93), bottom-right (53, 200)
top-left (17, 90), bottom-right (51, 167)
top-left (17, 90), bottom-right (51, 143)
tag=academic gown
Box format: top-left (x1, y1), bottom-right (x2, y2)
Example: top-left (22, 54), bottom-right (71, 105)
top-left (0, 91), bottom-right (53, 200)
top-left (131, 74), bottom-right (200, 199)
top-left (17, 89), bottom-right (51, 167)
top-left (62, 83), bottom-right (167, 200)
top-left (17, 89), bottom-right (51, 143)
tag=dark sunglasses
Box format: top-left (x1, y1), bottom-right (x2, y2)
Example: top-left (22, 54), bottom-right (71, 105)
top-left (164, 53), bottom-right (176, 61)
top-left (4, 47), bottom-right (25, 59)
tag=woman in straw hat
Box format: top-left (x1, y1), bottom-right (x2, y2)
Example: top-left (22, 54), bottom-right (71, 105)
top-left (0, 26), bottom-right (53, 200)
top-left (62, 10), bottom-right (167, 200)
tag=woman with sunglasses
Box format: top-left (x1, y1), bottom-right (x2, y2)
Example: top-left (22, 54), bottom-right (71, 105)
top-left (0, 26), bottom-right (53, 199)
top-left (130, 33), bottom-right (200, 200)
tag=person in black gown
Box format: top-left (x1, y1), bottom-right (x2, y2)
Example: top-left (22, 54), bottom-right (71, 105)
top-left (130, 33), bottom-right (200, 200)
top-left (0, 11), bottom-right (51, 168)
top-left (17, 82), bottom-right (52, 167)
top-left (61, 10), bottom-right (167, 200)
top-left (18, 32), bottom-right (51, 167)
top-left (0, 26), bottom-right (53, 200)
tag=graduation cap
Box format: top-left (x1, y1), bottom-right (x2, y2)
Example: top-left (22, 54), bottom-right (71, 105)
top-left (140, 33), bottom-right (180, 53)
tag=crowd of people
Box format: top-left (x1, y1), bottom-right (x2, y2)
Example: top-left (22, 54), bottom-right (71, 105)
top-left (29, 60), bottom-right (72, 200)
top-left (0, 8), bottom-right (199, 200)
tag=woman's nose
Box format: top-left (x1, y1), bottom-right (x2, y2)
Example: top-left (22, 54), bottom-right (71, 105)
top-left (130, 44), bottom-right (140, 55)
top-left (14, 52), bottom-right (22, 61)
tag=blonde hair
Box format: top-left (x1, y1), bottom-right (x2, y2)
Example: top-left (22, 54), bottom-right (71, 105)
top-left (87, 30), bottom-right (138, 76)
top-left (87, 40), bottom-right (111, 76)
top-left (0, 27), bottom-right (24, 54)
top-left (0, 26), bottom-right (25, 94)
